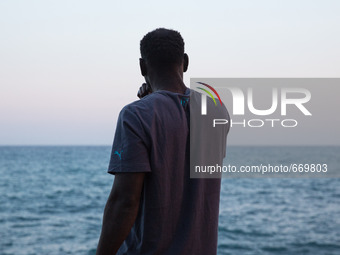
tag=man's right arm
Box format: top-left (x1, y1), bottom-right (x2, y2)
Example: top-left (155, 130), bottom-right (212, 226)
top-left (96, 172), bottom-right (145, 255)
top-left (137, 83), bottom-right (152, 98)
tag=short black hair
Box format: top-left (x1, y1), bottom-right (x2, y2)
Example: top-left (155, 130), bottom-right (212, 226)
top-left (140, 28), bottom-right (185, 68)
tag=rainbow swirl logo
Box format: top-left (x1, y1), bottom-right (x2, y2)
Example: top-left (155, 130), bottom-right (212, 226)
top-left (196, 82), bottom-right (223, 106)
top-left (196, 82), bottom-right (222, 115)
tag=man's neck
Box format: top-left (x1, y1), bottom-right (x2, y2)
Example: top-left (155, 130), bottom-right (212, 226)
top-left (149, 72), bottom-right (187, 94)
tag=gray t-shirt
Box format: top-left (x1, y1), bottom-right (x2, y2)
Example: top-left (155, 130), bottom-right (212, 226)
top-left (108, 88), bottom-right (229, 255)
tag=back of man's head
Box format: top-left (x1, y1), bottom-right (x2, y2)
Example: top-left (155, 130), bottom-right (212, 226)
top-left (140, 28), bottom-right (185, 70)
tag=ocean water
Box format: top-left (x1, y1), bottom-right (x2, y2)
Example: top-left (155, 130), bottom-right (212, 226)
top-left (0, 146), bottom-right (339, 255)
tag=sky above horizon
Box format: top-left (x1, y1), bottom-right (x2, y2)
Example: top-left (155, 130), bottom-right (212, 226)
top-left (1, 0), bottom-right (339, 145)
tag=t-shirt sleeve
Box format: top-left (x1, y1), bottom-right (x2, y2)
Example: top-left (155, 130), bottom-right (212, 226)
top-left (108, 106), bottom-right (151, 174)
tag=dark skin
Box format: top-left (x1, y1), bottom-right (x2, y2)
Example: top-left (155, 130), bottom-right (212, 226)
top-left (96, 173), bottom-right (145, 255)
top-left (96, 53), bottom-right (189, 255)
top-left (137, 53), bottom-right (189, 98)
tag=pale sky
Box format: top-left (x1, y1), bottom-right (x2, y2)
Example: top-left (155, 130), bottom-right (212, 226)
top-left (1, 0), bottom-right (339, 145)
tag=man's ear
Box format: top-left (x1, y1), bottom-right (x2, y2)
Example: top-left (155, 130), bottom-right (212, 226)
top-left (139, 58), bottom-right (147, 76)
top-left (183, 53), bottom-right (189, 72)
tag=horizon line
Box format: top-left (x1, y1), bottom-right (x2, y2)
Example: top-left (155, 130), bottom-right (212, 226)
top-left (0, 144), bottom-right (339, 147)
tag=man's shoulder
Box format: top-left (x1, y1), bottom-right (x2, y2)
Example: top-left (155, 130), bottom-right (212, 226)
top-left (118, 93), bottom-right (162, 122)
top-left (121, 93), bottom-right (157, 113)
top-left (121, 90), bottom-right (182, 114)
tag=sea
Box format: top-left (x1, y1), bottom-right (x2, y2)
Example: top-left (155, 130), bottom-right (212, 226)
top-left (0, 146), bottom-right (339, 255)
